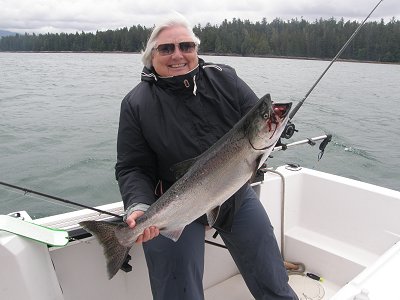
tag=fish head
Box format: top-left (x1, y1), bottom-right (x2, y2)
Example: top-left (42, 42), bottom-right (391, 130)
top-left (245, 94), bottom-right (292, 151)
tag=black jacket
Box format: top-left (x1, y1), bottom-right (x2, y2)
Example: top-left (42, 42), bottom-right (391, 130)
top-left (115, 58), bottom-right (258, 230)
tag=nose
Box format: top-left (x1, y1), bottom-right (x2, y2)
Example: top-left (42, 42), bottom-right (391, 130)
top-left (171, 47), bottom-right (184, 58)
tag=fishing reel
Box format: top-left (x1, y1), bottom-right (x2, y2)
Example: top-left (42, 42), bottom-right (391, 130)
top-left (281, 121), bottom-right (298, 140)
top-left (274, 121), bottom-right (297, 149)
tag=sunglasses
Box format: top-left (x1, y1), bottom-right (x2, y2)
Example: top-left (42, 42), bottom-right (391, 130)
top-left (153, 42), bottom-right (197, 56)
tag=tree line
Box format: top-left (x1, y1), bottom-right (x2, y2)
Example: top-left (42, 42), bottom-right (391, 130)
top-left (1, 17), bottom-right (399, 62)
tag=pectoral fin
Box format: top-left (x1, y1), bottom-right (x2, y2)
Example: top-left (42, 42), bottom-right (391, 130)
top-left (206, 206), bottom-right (221, 227)
top-left (257, 152), bottom-right (269, 170)
top-left (160, 226), bottom-right (186, 242)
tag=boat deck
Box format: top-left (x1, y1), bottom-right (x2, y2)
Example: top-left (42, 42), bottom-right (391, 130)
top-left (205, 272), bottom-right (340, 299)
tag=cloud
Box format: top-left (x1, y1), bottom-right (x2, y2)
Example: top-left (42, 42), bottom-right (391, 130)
top-left (0, 0), bottom-right (397, 34)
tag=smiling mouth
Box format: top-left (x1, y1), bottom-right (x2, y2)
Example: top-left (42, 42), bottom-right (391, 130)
top-left (169, 63), bottom-right (186, 68)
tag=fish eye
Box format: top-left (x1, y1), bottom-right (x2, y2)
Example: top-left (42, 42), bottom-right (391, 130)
top-left (263, 113), bottom-right (269, 119)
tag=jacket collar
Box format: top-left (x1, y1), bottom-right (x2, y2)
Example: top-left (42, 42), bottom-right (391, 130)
top-left (141, 58), bottom-right (206, 95)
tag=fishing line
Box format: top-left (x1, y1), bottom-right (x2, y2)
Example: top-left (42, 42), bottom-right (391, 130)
top-left (0, 181), bottom-right (123, 219)
top-left (0, 184), bottom-right (79, 212)
top-left (288, 0), bottom-right (384, 121)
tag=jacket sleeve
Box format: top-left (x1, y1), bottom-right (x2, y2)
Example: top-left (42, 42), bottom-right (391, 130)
top-left (115, 92), bottom-right (158, 210)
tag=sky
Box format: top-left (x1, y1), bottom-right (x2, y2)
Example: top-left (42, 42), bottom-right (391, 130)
top-left (0, 0), bottom-right (399, 34)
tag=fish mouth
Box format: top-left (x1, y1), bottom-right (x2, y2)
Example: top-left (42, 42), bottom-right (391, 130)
top-left (272, 102), bottom-right (292, 120)
top-left (265, 102), bottom-right (292, 140)
top-left (267, 102), bottom-right (292, 129)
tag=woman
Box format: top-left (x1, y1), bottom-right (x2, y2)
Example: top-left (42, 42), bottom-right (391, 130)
top-left (115, 13), bottom-right (298, 300)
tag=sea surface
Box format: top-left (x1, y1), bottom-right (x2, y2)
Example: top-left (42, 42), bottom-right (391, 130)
top-left (1, 52), bottom-right (399, 219)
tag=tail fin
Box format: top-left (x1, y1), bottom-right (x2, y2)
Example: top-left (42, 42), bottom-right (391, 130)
top-left (79, 220), bottom-right (130, 279)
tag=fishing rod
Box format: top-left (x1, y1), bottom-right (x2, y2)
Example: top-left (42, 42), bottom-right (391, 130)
top-left (276, 134), bottom-right (332, 160)
top-left (282, 0), bottom-right (384, 138)
top-left (273, 134), bottom-right (331, 153)
top-left (0, 181), bottom-right (123, 219)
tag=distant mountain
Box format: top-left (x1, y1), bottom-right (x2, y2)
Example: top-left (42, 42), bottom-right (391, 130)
top-left (0, 30), bottom-right (17, 37)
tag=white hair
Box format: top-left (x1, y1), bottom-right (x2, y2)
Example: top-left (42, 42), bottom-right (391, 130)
top-left (141, 12), bottom-right (201, 69)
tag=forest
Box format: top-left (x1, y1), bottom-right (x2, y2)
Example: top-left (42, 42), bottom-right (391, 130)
top-left (0, 17), bottom-right (399, 63)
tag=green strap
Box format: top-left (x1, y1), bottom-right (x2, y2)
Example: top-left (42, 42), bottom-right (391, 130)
top-left (0, 215), bottom-right (69, 247)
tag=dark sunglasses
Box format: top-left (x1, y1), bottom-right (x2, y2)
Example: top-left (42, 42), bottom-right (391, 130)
top-left (153, 42), bottom-right (197, 56)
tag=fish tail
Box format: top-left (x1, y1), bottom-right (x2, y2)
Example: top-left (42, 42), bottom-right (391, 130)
top-left (79, 220), bottom-right (130, 279)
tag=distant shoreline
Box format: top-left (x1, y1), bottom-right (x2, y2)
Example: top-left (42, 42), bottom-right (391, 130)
top-left (1, 50), bottom-right (398, 65)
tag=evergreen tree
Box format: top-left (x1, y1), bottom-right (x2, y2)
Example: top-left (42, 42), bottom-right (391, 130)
top-left (1, 18), bottom-right (399, 63)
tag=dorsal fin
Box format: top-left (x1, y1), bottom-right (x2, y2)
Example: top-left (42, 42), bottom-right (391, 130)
top-left (170, 157), bottom-right (198, 180)
top-left (206, 206), bottom-right (221, 227)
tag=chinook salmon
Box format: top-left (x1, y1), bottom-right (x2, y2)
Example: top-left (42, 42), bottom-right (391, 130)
top-left (80, 94), bottom-right (291, 279)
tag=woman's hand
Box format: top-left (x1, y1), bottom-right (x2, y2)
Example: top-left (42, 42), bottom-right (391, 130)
top-left (125, 210), bottom-right (160, 243)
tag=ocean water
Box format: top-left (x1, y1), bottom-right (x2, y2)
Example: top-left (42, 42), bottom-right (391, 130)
top-left (1, 52), bottom-right (399, 219)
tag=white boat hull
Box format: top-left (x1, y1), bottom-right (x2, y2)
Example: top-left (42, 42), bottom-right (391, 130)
top-left (1, 166), bottom-right (400, 299)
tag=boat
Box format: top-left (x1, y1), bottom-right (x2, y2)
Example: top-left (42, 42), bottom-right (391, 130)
top-left (1, 163), bottom-right (399, 300)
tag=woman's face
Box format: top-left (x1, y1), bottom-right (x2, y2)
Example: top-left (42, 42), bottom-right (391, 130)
top-left (151, 26), bottom-right (198, 77)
